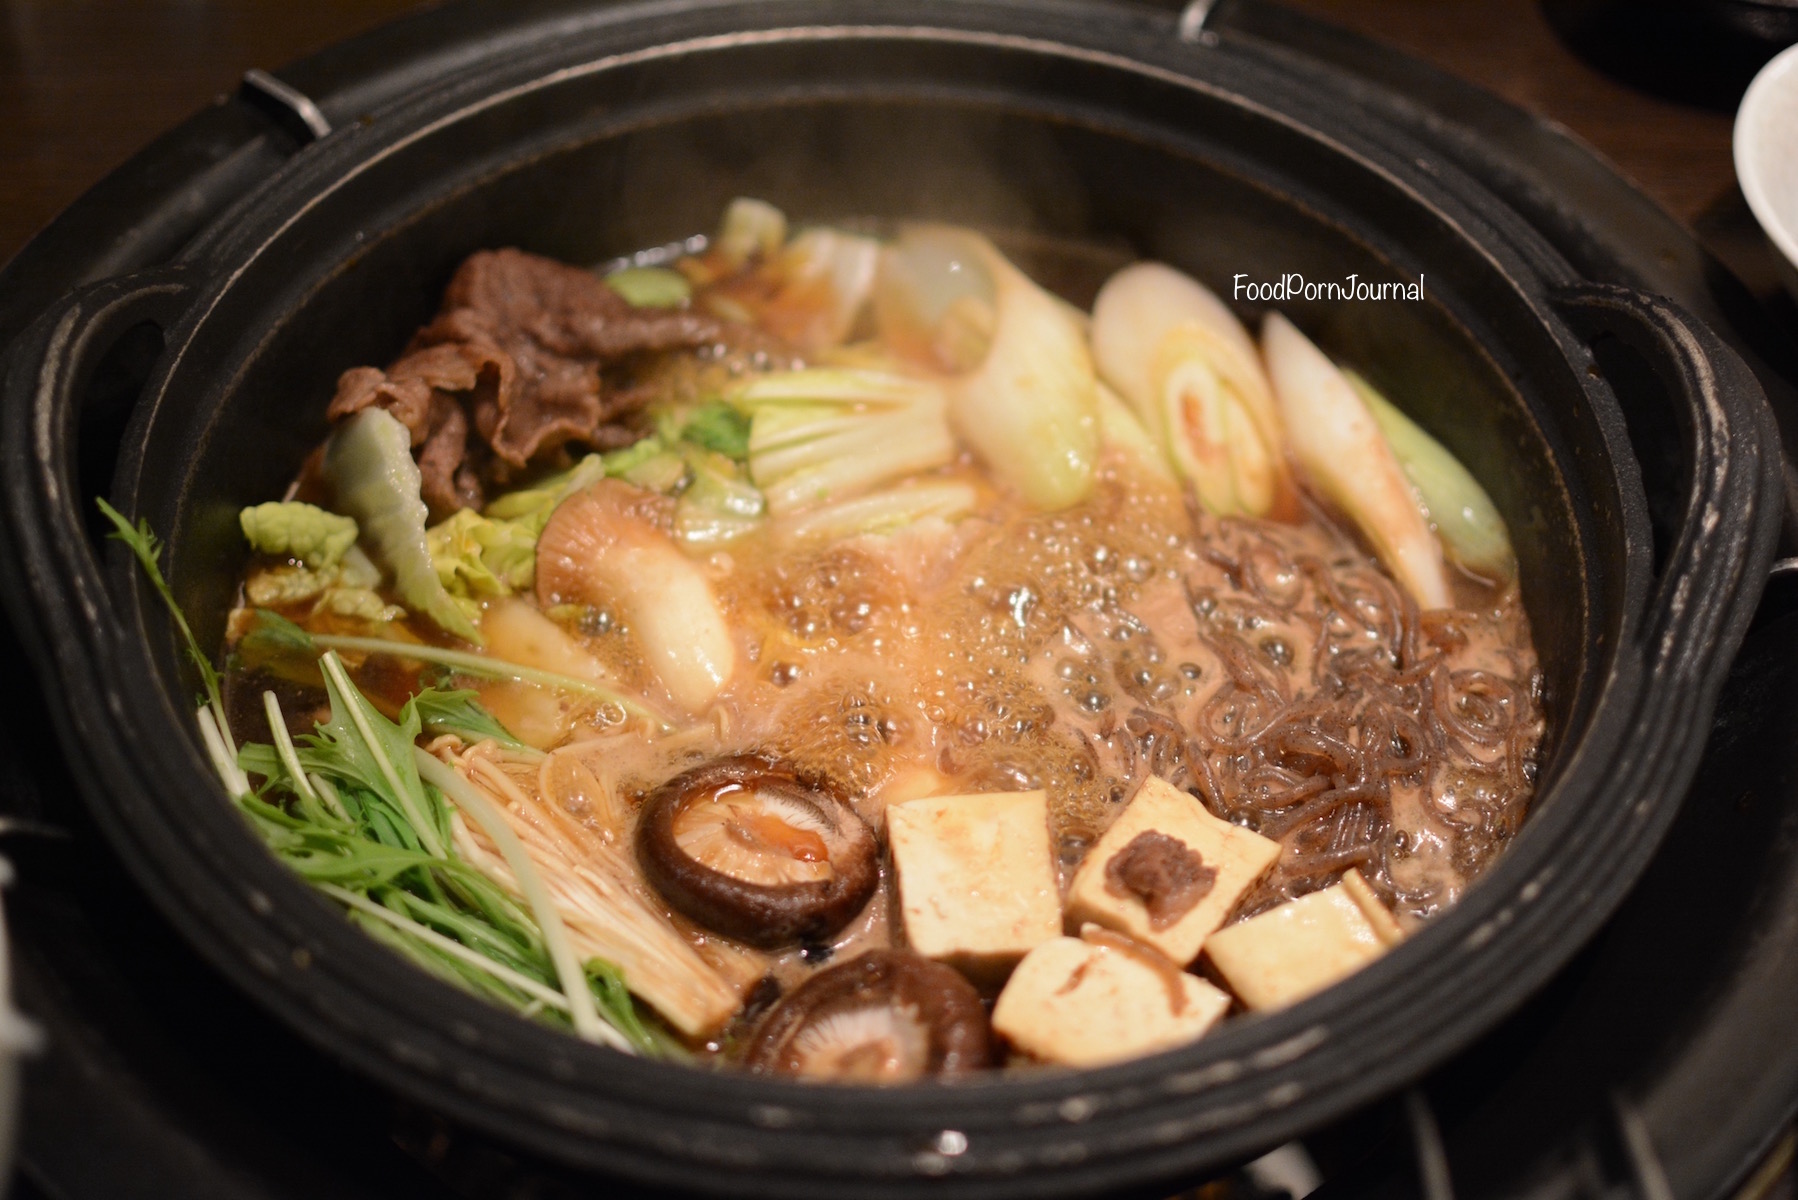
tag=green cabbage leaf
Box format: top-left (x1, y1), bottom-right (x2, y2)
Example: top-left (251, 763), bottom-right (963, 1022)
top-left (239, 501), bottom-right (359, 569)
top-left (323, 409), bottom-right (481, 643)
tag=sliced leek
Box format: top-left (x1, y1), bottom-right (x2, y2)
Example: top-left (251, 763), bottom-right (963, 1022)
top-left (1345, 371), bottom-right (1515, 582)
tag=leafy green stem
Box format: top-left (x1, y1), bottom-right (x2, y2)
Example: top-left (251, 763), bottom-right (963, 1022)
top-left (413, 749), bottom-right (616, 1049)
top-left (319, 651), bottom-right (446, 859)
top-left (96, 498), bottom-right (239, 766)
top-left (319, 884), bottom-right (573, 1012)
top-left (306, 632), bottom-right (670, 731)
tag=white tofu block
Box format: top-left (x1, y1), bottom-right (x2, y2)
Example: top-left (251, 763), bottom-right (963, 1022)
top-left (887, 790), bottom-right (1061, 977)
top-left (1203, 870), bottom-right (1404, 1011)
top-left (992, 933), bottom-right (1231, 1067)
top-left (1341, 866), bottom-right (1406, 945)
top-left (1065, 776), bottom-right (1280, 965)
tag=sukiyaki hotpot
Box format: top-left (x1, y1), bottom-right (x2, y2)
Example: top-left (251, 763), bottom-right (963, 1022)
top-left (200, 204), bottom-right (1548, 1071)
top-left (0, 3), bottom-right (1779, 1197)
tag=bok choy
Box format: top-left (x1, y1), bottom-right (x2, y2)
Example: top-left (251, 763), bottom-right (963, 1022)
top-left (732, 367), bottom-right (956, 516)
top-left (780, 479), bottom-right (978, 543)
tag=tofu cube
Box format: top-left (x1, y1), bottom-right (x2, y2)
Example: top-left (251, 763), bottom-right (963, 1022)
top-left (1065, 777), bottom-right (1280, 965)
top-left (887, 790), bottom-right (1061, 978)
top-left (1203, 869), bottom-right (1404, 1011)
top-left (992, 932), bottom-right (1232, 1067)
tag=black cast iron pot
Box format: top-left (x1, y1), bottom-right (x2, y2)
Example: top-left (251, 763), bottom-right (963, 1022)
top-left (0, 2), bottom-right (1783, 1196)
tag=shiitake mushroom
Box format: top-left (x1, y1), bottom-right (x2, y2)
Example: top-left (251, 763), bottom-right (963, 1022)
top-left (744, 949), bottom-right (991, 1082)
top-left (636, 755), bottom-right (879, 948)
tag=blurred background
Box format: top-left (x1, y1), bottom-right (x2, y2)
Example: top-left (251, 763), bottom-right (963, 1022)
top-left (0, 0), bottom-right (1786, 300)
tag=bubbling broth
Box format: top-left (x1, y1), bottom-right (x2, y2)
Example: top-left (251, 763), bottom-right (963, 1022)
top-left (518, 470), bottom-right (1536, 929)
top-left (215, 201), bottom-right (1542, 1077)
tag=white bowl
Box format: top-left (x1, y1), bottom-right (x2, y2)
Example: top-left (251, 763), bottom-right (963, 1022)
top-left (1736, 42), bottom-right (1798, 302)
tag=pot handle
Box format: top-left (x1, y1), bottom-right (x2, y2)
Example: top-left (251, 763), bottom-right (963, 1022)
top-left (1550, 282), bottom-right (1783, 677)
top-left (0, 266), bottom-right (199, 661)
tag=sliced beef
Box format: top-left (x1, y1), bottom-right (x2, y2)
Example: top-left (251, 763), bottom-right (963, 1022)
top-left (1103, 830), bottom-right (1218, 929)
top-left (328, 248), bottom-right (724, 519)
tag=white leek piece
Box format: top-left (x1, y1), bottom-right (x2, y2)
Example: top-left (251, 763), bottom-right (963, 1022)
top-left (880, 226), bottom-right (1099, 510)
top-left (1345, 371), bottom-right (1516, 582)
top-left (874, 230), bottom-right (996, 371)
top-left (1091, 263), bottom-right (1292, 517)
top-left (534, 481), bottom-right (736, 714)
top-left (1262, 314), bottom-right (1451, 610)
top-left (1095, 381), bottom-right (1175, 483)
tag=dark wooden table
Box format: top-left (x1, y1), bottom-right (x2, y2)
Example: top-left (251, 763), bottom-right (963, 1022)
top-left (0, 0), bottom-right (1747, 268)
top-left (1289, 0), bottom-right (1740, 226)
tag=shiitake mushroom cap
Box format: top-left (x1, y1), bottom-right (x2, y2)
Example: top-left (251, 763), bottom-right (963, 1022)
top-left (636, 755), bottom-right (879, 948)
top-left (744, 949), bottom-right (992, 1081)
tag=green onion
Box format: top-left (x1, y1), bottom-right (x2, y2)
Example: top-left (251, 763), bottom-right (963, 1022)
top-left (604, 266), bottom-right (692, 309)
